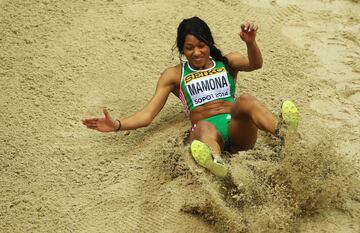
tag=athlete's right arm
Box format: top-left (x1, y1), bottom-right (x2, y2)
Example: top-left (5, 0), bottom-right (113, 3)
top-left (82, 67), bottom-right (179, 132)
top-left (117, 67), bottom-right (178, 130)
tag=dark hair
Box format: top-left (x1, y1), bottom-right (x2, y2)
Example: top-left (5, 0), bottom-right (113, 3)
top-left (175, 16), bottom-right (231, 71)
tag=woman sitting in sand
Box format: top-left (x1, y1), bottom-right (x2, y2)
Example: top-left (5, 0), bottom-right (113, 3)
top-left (82, 16), bottom-right (299, 177)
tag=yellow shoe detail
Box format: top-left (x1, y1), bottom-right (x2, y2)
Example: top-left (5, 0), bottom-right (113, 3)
top-left (281, 100), bottom-right (300, 132)
top-left (190, 140), bottom-right (228, 178)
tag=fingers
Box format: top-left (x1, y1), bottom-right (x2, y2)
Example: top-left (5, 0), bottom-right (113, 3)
top-left (82, 108), bottom-right (114, 131)
top-left (82, 118), bottom-right (103, 131)
top-left (82, 119), bottom-right (98, 124)
top-left (82, 119), bottom-right (96, 127)
top-left (82, 118), bottom-right (99, 124)
top-left (86, 124), bottom-right (98, 129)
top-left (240, 22), bottom-right (258, 33)
top-left (82, 108), bottom-right (110, 123)
top-left (82, 119), bottom-right (97, 127)
top-left (240, 23), bottom-right (246, 31)
top-left (103, 108), bottom-right (111, 119)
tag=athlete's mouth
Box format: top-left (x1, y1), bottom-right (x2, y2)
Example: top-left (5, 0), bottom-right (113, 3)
top-left (193, 57), bottom-right (205, 63)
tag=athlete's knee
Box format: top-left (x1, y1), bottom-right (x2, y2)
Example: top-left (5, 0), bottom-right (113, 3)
top-left (191, 121), bottom-right (218, 140)
top-left (232, 93), bottom-right (257, 114)
top-left (238, 93), bottom-right (256, 104)
top-left (194, 121), bottom-right (216, 134)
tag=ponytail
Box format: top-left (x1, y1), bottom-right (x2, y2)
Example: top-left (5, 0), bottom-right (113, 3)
top-left (210, 45), bottom-right (232, 72)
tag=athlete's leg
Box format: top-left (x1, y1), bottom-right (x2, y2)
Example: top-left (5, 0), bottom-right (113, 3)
top-left (190, 121), bottom-right (228, 177)
top-left (229, 93), bottom-right (277, 152)
top-left (190, 121), bottom-right (224, 155)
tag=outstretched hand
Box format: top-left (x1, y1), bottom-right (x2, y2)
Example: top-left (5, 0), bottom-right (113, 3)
top-left (239, 22), bottom-right (258, 44)
top-left (82, 108), bottom-right (119, 132)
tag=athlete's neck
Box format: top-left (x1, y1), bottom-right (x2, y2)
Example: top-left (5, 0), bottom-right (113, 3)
top-left (188, 58), bottom-right (214, 71)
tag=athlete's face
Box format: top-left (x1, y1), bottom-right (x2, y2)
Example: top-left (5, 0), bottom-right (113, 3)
top-left (183, 34), bottom-right (211, 69)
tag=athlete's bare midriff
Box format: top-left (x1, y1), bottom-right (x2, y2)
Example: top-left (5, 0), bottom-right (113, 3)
top-left (189, 100), bottom-right (233, 124)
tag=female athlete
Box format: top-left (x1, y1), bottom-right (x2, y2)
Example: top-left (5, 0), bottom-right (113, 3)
top-left (82, 16), bottom-right (299, 177)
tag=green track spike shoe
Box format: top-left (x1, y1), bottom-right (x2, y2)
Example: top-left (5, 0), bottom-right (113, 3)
top-left (190, 140), bottom-right (228, 178)
top-left (281, 100), bottom-right (300, 133)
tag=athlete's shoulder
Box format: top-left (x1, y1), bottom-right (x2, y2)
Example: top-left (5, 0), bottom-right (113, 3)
top-left (158, 64), bottom-right (182, 86)
top-left (225, 52), bottom-right (243, 61)
top-left (161, 64), bottom-right (182, 78)
top-left (224, 52), bottom-right (246, 71)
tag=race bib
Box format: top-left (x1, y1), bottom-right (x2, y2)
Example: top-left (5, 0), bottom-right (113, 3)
top-left (184, 68), bottom-right (231, 107)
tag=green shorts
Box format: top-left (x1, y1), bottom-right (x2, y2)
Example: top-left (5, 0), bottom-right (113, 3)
top-left (202, 113), bottom-right (232, 145)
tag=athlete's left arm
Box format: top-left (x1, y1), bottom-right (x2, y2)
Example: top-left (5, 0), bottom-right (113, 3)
top-left (226, 23), bottom-right (263, 72)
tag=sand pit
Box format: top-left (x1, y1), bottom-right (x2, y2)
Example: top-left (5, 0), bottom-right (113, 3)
top-left (1, 0), bottom-right (359, 232)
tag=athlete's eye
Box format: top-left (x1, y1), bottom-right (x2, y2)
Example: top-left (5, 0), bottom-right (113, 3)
top-left (198, 43), bottom-right (206, 49)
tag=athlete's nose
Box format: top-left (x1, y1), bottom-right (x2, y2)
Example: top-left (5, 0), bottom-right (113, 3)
top-left (193, 47), bottom-right (201, 56)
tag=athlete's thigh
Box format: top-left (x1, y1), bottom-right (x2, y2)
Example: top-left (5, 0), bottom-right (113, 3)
top-left (190, 121), bottom-right (224, 150)
top-left (228, 116), bottom-right (258, 152)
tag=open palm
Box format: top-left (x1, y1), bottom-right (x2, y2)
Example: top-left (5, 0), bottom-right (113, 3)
top-left (82, 108), bottom-right (117, 132)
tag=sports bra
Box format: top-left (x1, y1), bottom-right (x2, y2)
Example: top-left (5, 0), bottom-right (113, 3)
top-left (179, 59), bottom-right (236, 115)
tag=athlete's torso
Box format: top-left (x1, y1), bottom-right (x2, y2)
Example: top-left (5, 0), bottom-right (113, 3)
top-left (176, 59), bottom-right (237, 123)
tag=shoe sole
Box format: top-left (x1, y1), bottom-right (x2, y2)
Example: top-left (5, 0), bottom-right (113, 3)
top-left (190, 140), bottom-right (228, 178)
top-left (281, 100), bottom-right (300, 132)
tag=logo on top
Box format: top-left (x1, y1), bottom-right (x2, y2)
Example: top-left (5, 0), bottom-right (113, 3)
top-left (184, 67), bottom-right (225, 84)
